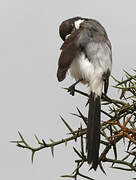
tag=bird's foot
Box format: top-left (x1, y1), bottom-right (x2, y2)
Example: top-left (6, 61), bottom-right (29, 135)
top-left (67, 79), bottom-right (83, 96)
top-left (67, 84), bottom-right (76, 96)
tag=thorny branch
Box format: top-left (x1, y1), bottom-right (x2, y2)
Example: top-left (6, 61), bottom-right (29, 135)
top-left (11, 69), bottom-right (136, 179)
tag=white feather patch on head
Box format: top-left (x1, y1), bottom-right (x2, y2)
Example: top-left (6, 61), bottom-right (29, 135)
top-left (65, 34), bottom-right (71, 39)
top-left (74, 19), bottom-right (84, 29)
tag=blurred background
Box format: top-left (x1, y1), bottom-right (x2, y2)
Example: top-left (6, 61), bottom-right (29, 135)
top-left (0, 0), bottom-right (136, 179)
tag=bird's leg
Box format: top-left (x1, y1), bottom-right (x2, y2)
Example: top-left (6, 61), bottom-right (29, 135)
top-left (68, 78), bottom-right (83, 96)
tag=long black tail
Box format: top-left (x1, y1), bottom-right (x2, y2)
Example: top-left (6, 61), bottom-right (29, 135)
top-left (86, 92), bottom-right (101, 170)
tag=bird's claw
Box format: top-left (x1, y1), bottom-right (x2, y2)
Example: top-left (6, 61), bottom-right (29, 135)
top-left (67, 85), bottom-right (75, 96)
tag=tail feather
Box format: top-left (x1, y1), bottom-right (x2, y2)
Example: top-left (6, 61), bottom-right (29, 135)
top-left (86, 92), bottom-right (101, 170)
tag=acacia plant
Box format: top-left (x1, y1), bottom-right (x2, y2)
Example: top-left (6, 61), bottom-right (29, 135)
top-left (11, 70), bottom-right (136, 180)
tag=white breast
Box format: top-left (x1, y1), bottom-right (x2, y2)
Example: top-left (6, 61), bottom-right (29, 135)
top-left (70, 42), bottom-right (112, 96)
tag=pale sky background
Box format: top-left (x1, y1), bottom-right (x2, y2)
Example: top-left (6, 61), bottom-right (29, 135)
top-left (0, 0), bottom-right (136, 179)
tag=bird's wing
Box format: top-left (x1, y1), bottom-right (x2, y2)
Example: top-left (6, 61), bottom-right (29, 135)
top-left (57, 25), bottom-right (95, 82)
top-left (57, 29), bottom-right (81, 82)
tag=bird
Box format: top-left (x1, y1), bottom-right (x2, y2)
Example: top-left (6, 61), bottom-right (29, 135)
top-left (57, 17), bottom-right (112, 170)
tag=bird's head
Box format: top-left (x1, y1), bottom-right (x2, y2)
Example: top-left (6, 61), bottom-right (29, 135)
top-left (59, 17), bottom-right (86, 41)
